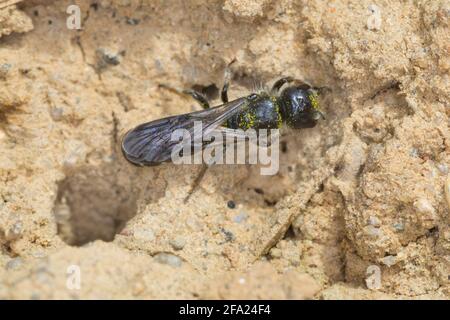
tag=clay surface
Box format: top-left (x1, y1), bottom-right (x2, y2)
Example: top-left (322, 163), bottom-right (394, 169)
top-left (0, 0), bottom-right (448, 299)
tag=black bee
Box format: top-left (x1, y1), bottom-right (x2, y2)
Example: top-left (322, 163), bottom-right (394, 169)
top-left (121, 73), bottom-right (324, 166)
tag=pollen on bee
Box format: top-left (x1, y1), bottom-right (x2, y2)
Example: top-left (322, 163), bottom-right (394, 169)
top-left (309, 93), bottom-right (320, 110)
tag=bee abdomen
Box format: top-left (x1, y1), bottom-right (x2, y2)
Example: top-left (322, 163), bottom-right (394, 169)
top-left (225, 96), bottom-right (282, 130)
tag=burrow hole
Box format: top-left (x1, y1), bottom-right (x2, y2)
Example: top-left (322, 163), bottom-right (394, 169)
top-left (53, 164), bottom-right (138, 246)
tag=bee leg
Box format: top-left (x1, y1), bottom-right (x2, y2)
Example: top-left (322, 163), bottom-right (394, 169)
top-left (159, 84), bottom-right (211, 109)
top-left (271, 77), bottom-right (312, 93)
top-left (271, 77), bottom-right (294, 93)
top-left (221, 80), bottom-right (230, 103)
top-left (182, 89), bottom-right (210, 109)
top-left (312, 86), bottom-right (331, 95)
top-left (221, 58), bottom-right (237, 103)
top-left (183, 164), bottom-right (208, 203)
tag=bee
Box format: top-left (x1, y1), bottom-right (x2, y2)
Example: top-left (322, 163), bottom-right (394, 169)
top-left (121, 71), bottom-right (325, 166)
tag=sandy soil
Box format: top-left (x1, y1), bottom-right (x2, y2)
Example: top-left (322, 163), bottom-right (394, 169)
top-left (0, 0), bottom-right (448, 299)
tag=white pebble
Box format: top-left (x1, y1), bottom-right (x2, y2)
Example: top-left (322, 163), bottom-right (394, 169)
top-left (437, 163), bottom-right (448, 174)
top-left (393, 222), bottom-right (404, 232)
top-left (413, 198), bottom-right (435, 215)
top-left (367, 216), bottom-right (381, 227)
top-left (5, 258), bottom-right (23, 270)
top-left (365, 265), bottom-right (382, 290)
top-left (170, 236), bottom-right (186, 250)
top-left (381, 255), bottom-right (396, 267)
top-left (366, 225), bottom-right (382, 238)
top-left (133, 228), bottom-right (155, 242)
top-left (367, 5), bottom-right (382, 31)
top-left (233, 212), bottom-right (248, 223)
top-left (6, 221), bottom-right (23, 240)
top-left (154, 253), bottom-right (182, 267)
top-left (269, 248), bottom-right (282, 258)
top-left (50, 107), bottom-right (64, 121)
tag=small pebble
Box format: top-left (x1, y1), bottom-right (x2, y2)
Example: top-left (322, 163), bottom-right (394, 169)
top-left (154, 59), bottom-right (164, 72)
top-left (409, 148), bottom-right (419, 158)
top-left (367, 4), bottom-right (382, 31)
top-left (381, 255), bottom-right (396, 267)
top-left (220, 227), bottom-right (234, 242)
top-left (393, 222), bottom-right (405, 232)
top-left (154, 253), bottom-right (182, 268)
top-left (5, 221), bottom-right (23, 241)
top-left (366, 225), bottom-right (382, 238)
top-left (50, 107), bottom-right (64, 121)
top-left (5, 257), bottom-right (23, 270)
top-left (365, 265), bottom-right (382, 290)
top-left (413, 198), bottom-right (435, 215)
top-left (96, 48), bottom-right (121, 68)
top-left (126, 17), bottom-right (140, 25)
top-left (133, 228), bottom-right (155, 242)
top-left (170, 236), bottom-right (186, 250)
top-left (227, 200), bottom-right (236, 209)
top-left (0, 63), bottom-right (12, 79)
top-left (436, 163), bottom-right (448, 174)
top-left (63, 140), bottom-right (87, 166)
top-left (31, 251), bottom-right (46, 258)
top-left (35, 267), bottom-right (52, 284)
top-left (186, 217), bottom-right (202, 231)
top-left (367, 216), bottom-right (381, 227)
top-left (269, 248), bottom-right (282, 259)
top-left (233, 212), bottom-right (248, 223)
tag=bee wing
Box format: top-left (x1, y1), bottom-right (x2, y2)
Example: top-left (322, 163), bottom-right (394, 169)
top-left (206, 126), bottom-right (253, 146)
top-left (206, 126), bottom-right (281, 148)
top-left (121, 97), bottom-right (249, 165)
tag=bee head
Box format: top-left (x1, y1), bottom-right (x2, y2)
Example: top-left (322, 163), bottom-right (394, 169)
top-left (279, 85), bottom-right (324, 129)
